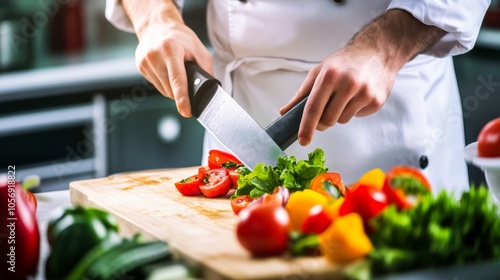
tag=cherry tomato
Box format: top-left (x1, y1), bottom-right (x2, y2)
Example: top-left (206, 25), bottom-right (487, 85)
top-left (199, 168), bottom-right (232, 198)
top-left (174, 167), bottom-right (206, 196)
top-left (236, 203), bottom-right (290, 257)
top-left (339, 184), bottom-right (389, 233)
top-left (208, 150), bottom-right (242, 169)
top-left (310, 172), bottom-right (345, 199)
top-left (231, 195), bottom-right (255, 215)
top-left (477, 118), bottom-right (500, 158)
top-left (383, 166), bottom-right (431, 210)
top-left (300, 204), bottom-right (333, 234)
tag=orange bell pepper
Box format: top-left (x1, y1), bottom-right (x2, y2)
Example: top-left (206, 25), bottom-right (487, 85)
top-left (319, 212), bottom-right (373, 264)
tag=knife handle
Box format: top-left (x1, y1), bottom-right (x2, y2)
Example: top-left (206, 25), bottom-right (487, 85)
top-left (185, 61), bottom-right (221, 118)
top-left (265, 97), bottom-right (308, 150)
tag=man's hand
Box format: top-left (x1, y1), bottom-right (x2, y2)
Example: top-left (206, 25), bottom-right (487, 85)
top-left (280, 9), bottom-right (446, 146)
top-left (122, 0), bottom-right (213, 117)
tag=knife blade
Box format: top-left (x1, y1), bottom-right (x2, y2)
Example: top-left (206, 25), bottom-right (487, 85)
top-left (186, 61), bottom-right (306, 168)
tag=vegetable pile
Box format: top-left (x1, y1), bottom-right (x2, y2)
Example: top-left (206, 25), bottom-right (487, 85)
top-left (192, 148), bottom-right (500, 278)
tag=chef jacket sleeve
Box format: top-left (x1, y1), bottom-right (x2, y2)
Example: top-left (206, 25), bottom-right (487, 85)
top-left (105, 0), bottom-right (184, 33)
top-left (387, 0), bottom-right (490, 57)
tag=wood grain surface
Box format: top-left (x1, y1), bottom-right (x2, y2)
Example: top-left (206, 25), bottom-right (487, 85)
top-left (69, 166), bottom-right (349, 280)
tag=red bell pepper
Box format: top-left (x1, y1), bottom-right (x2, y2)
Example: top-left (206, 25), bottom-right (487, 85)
top-left (0, 174), bottom-right (40, 279)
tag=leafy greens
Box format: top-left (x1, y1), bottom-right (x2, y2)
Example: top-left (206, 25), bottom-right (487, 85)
top-left (233, 148), bottom-right (328, 198)
top-left (369, 186), bottom-right (500, 275)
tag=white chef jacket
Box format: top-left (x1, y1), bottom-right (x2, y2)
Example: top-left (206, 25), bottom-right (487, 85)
top-left (106, 0), bottom-right (490, 195)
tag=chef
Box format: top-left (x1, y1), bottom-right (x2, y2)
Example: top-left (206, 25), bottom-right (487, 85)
top-left (105, 0), bottom-right (490, 194)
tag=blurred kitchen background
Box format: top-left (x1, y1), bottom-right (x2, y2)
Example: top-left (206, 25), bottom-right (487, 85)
top-left (0, 0), bottom-right (499, 192)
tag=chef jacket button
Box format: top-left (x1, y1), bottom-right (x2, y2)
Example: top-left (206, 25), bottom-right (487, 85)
top-left (419, 155), bottom-right (429, 169)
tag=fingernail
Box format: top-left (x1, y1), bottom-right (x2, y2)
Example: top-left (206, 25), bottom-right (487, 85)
top-left (299, 138), bottom-right (310, 146)
top-left (180, 109), bottom-right (191, 118)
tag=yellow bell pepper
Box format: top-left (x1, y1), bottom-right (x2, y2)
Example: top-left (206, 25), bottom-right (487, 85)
top-left (325, 197), bottom-right (345, 220)
top-left (319, 212), bottom-right (373, 264)
top-left (286, 189), bottom-right (329, 231)
top-left (352, 168), bottom-right (386, 190)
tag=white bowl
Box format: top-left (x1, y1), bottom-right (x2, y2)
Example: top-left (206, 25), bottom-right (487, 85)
top-left (464, 142), bottom-right (500, 203)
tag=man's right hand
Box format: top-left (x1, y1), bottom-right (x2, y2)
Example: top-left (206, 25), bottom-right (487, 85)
top-left (123, 0), bottom-right (213, 117)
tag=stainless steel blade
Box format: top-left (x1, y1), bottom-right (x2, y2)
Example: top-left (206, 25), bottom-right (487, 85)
top-left (198, 86), bottom-right (286, 168)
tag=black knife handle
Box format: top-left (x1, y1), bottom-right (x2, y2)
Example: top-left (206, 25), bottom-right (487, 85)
top-left (185, 61), bottom-right (221, 118)
top-left (265, 97), bottom-right (308, 150)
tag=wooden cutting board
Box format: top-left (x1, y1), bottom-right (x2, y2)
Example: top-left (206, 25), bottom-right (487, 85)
top-left (69, 166), bottom-right (349, 280)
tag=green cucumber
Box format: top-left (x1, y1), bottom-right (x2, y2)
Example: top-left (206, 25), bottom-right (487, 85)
top-left (65, 233), bottom-right (122, 280)
top-left (85, 239), bottom-right (172, 279)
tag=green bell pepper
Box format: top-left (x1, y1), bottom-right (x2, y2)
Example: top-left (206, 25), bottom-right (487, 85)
top-left (45, 206), bottom-right (122, 279)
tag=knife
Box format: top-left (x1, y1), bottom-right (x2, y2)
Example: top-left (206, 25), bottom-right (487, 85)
top-left (186, 61), bottom-right (307, 169)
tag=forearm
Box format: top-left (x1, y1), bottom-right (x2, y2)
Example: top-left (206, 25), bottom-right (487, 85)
top-left (349, 8), bottom-right (446, 73)
top-left (121, 0), bottom-right (183, 39)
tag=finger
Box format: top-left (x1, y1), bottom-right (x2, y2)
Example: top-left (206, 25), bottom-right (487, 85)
top-left (354, 101), bottom-right (382, 117)
top-left (165, 55), bottom-right (191, 117)
top-left (137, 48), bottom-right (175, 100)
top-left (280, 67), bottom-right (320, 115)
top-left (315, 72), bottom-right (359, 129)
top-left (297, 69), bottom-right (336, 145)
top-left (143, 61), bottom-right (174, 99)
top-left (194, 48), bottom-right (214, 76)
top-left (336, 85), bottom-right (370, 124)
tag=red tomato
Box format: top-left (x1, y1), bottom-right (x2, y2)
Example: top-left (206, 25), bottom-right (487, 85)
top-left (199, 168), bottom-right (232, 198)
top-left (236, 203), bottom-right (290, 257)
top-left (300, 204), bottom-right (333, 234)
top-left (339, 184), bottom-right (389, 233)
top-left (383, 166), bottom-right (431, 210)
top-left (208, 150), bottom-right (242, 169)
top-left (174, 167), bottom-right (206, 196)
top-left (231, 195), bottom-right (255, 215)
top-left (310, 172), bottom-right (346, 199)
top-left (478, 118), bottom-right (500, 158)
top-left (386, 166), bottom-right (431, 192)
top-left (229, 169), bottom-right (240, 189)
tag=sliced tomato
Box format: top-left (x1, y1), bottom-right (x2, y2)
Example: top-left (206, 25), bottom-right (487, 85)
top-left (231, 195), bottom-right (255, 215)
top-left (229, 169), bottom-right (240, 189)
top-left (310, 172), bottom-right (346, 199)
top-left (199, 168), bottom-right (232, 198)
top-left (383, 166), bottom-right (432, 209)
top-left (174, 167), bottom-right (206, 196)
top-left (208, 150), bottom-right (242, 170)
top-left (300, 204), bottom-right (333, 234)
top-left (386, 166), bottom-right (431, 192)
